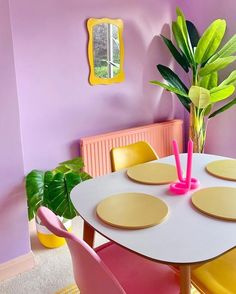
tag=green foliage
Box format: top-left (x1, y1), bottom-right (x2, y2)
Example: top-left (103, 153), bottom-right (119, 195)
top-left (194, 19), bottom-right (226, 64)
top-left (161, 35), bottom-right (189, 72)
top-left (199, 56), bottom-right (236, 76)
top-left (199, 72), bottom-right (218, 89)
top-left (25, 157), bottom-right (92, 221)
top-left (188, 86), bottom-right (210, 108)
top-left (151, 6), bottom-right (236, 120)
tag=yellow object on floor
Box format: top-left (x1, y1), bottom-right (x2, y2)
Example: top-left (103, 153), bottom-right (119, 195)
top-left (55, 283), bottom-right (199, 294)
top-left (55, 284), bottom-right (80, 294)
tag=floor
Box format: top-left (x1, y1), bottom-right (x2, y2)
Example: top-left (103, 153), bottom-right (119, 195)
top-left (0, 217), bottom-right (107, 294)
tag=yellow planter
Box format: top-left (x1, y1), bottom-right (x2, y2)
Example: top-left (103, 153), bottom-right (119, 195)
top-left (36, 216), bottom-right (72, 248)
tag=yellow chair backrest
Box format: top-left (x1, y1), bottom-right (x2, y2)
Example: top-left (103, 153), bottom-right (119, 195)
top-left (110, 141), bottom-right (158, 172)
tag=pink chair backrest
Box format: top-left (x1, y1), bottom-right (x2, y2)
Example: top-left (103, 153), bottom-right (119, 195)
top-left (37, 207), bottom-right (125, 294)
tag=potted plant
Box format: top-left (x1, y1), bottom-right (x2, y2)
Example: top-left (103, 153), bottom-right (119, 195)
top-left (26, 157), bottom-right (91, 248)
top-left (151, 7), bottom-right (236, 152)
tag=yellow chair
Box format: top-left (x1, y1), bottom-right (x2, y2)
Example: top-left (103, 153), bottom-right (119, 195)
top-left (110, 141), bottom-right (158, 172)
top-left (191, 249), bottom-right (236, 294)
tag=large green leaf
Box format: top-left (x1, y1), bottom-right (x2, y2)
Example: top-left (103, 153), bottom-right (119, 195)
top-left (59, 157), bottom-right (84, 173)
top-left (150, 80), bottom-right (189, 97)
top-left (209, 98), bottom-right (236, 118)
top-left (199, 72), bottom-right (218, 89)
top-left (210, 85), bottom-right (235, 102)
top-left (48, 172), bottom-right (82, 219)
top-left (186, 20), bottom-right (200, 48)
top-left (172, 21), bottom-right (193, 64)
top-left (208, 34), bottom-right (236, 63)
top-left (220, 70), bottom-right (236, 86)
top-left (195, 19), bottom-right (226, 64)
top-left (161, 35), bottom-right (189, 72)
top-left (157, 64), bottom-right (189, 93)
top-left (176, 7), bottom-right (193, 59)
top-left (150, 80), bottom-right (190, 110)
top-left (199, 56), bottom-right (236, 76)
top-left (25, 170), bottom-right (53, 220)
top-left (188, 86), bottom-right (210, 108)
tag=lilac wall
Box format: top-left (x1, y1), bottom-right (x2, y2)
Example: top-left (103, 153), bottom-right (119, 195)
top-left (178, 0), bottom-right (236, 157)
top-left (9, 0), bottom-right (184, 173)
top-left (0, 0), bottom-right (30, 264)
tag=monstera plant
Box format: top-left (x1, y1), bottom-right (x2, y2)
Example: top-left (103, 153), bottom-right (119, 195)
top-left (151, 7), bottom-right (236, 152)
top-left (26, 157), bottom-right (91, 221)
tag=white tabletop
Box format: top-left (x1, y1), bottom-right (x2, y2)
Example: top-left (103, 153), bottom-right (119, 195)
top-left (71, 153), bottom-right (236, 264)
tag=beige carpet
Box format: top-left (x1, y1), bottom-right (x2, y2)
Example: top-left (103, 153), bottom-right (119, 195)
top-left (0, 217), bottom-right (107, 294)
top-left (55, 283), bottom-right (200, 294)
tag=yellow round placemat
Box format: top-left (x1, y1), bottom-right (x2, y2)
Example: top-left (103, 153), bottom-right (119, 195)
top-left (192, 187), bottom-right (236, 221)
top-left (127, 162), bottom-right (177, 184)
top-left (206, 160), bottom-right (236, 181)
top-left (96, 192), bottom-right (168, 229)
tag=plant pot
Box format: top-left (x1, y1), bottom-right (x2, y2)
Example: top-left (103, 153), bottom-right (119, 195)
top-left (35, 215), bottom-right (72, 248)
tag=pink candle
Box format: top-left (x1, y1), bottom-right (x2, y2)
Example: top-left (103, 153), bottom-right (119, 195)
top-left (172, 140), bottom-right (184, 182)
top-left (186, 140), bottom-right (193, 189)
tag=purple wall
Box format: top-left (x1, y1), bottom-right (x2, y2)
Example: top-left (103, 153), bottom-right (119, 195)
top-left (9, 0), bottom-right (184, 172)
top-left (0, 0), bottom-right (30, 264)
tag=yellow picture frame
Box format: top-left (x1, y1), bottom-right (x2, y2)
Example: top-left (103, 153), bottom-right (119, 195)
top-left (87, 18), bottom-right (125, 85)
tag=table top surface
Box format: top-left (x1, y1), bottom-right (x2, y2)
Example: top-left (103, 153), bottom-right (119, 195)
top-left (71, 153), bottom-right (236, 264)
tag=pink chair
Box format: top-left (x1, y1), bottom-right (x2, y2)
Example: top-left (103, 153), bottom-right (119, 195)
top-left (37, 207), bottom-right (180, 294)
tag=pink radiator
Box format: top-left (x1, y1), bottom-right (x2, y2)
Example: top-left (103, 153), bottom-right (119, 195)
top-left (80, 119), bottom-right (183, 177)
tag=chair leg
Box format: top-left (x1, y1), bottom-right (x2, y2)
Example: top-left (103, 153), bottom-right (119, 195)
top-left (83, 221), bottom-right (95, 248)
top-left (179, 265), bottom-right (191, 294)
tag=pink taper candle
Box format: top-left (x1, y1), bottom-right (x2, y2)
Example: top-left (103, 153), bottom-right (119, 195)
top-left (172, 140), bottom-right (184, 182)
top-left (186, 139), bottom-right (193, 189)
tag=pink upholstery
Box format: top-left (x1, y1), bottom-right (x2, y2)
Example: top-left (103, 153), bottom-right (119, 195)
top-left (37, 207), bottom-right (180, 294)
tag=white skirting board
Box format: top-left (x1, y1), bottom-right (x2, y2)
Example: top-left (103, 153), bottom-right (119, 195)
top-left (0, 251), bottom-right (35, 282)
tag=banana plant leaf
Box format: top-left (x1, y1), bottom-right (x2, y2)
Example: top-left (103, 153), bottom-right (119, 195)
top-left (26, 170), bottom-right (54, 220)
top-left (199, 72), bottom-right (218, 89)
top-left (188, 86), bottom-right (210, 108)
top-left (208, 34), bottom-right (236, 63)
top-left (195, 19), bottom-right (226, 64)
top-left (210, 85), bottom-right (235, 103)
top-left (209, 98), bottom-right (236, 118)
top-left (172, 21), bottom-right (193, 64)
top-left (157, 65), bottom-right (189, 92)
top-left (220, 70), bottom-right (236, 86)
top-left (186, 20), bottom-right (200, 48)
top-left (176, 8), bottom-right (193, 60)
top-left (161, 35), bottom-right (189, 72)
top-left (204, 104), bottom-right (212, 116)
top-left (199, 56), bottom-right (236, 76)
top-left (153, 64), bottom-right (191, 111)
top-left (47, 172), bottom-right (82, 219)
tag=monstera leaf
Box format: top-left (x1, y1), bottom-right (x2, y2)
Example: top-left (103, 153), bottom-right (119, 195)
top-left (26, 170), bottom-right (53, 220)
top-left (47, 172), bottom-right (83, 219)
top-left (25, 157), bottom-right (92, 221)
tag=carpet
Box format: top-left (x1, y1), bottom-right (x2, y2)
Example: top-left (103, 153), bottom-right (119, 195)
top-left (55, 283), bottom-right (200, 294)
top-left (55, 284), bottom-right (80, 293)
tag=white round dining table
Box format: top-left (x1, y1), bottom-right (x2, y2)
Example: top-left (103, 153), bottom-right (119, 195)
top-left (71, 153), bottom-right (236, 294)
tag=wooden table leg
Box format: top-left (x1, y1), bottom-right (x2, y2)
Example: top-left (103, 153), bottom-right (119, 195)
top-left (83, 221), bottom-right (95, 248)
top-left (179, 265), bottom-right (191, 294)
